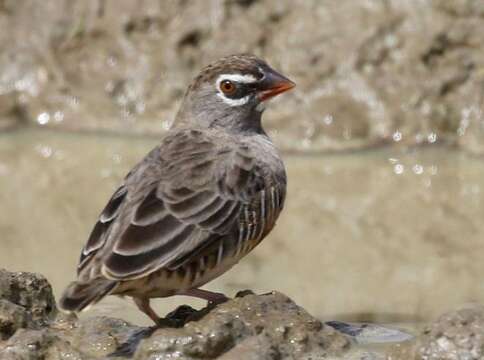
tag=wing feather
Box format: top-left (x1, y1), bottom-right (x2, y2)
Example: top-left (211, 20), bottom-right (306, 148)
top-left (105, 224), bottom-right (197, 278)
top-left (78, 185), bottom-right (127, 272)
top-left (77, 129), bottom-right (286, 281)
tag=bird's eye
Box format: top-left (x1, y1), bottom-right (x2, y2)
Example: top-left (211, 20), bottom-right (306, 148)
top-left (220, 80), bottom-right (236, 95)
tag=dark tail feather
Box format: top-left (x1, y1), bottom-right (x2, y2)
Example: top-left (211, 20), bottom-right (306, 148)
top-left (59, 278), bottom-right (117, 313)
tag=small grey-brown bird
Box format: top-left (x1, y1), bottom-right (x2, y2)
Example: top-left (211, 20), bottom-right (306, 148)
top-left (59, 54), bottom-right (295, 325)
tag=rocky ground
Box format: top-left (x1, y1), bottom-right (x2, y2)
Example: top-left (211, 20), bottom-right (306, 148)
top-left (0, 269), bottom-right (483, 360)
top-left (0, 0), bottom-right (483, 153)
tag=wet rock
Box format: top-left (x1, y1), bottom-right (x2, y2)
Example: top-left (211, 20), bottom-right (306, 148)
top-left (0, 328), bottom-right (82, 360)
top-left (388, 305), bottom-right (484, 360)
top-left (0, 300), bottom-right (30, 340)
top-left (134, 291), bottom-right (350, 359)
top-left (1, 268), bottom-right (483, 359)
top-left (0, 269), bottom-right (57, 324)
top-left (0, 269), bottom-right (352, 359)
top-left (418, 305), bottom-right (484, 360)
top-left (67, 316), bottom-right (144, 358)
top-left (0, 269), bottom-right (57, 339)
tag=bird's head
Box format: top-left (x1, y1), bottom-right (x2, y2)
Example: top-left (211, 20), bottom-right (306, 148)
top-left (175, 54), bottom-right (295, 133)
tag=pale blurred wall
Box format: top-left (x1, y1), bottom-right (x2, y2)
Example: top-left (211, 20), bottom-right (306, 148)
top-left (0, 0), bottom-right (483, 152)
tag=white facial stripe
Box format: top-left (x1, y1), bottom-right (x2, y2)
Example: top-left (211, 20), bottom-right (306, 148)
top-left (216, 92), bottom-right (250, 106)
top-left (215, 73), bottom-right (257, 107)
top-left (216, 73), bottom-right (257, 84)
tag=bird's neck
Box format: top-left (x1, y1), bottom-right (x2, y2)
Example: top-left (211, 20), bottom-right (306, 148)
top-left (173, 104), bottom-right (265, 135)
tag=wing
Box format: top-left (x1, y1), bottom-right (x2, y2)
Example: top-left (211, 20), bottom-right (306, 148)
top-left (77, 129), bottom-right (286, 282)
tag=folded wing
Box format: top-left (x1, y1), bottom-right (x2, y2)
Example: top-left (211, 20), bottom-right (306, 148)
top-left (77, 129), bottom-right (283, 282)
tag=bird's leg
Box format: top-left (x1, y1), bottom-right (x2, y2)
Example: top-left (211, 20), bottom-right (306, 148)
top-left (181, 288), bottom-right (229, 305)
top-left (133, 297), bottom-right (169, 327)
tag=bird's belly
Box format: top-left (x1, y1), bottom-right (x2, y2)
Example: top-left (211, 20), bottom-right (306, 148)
top-left (115, 241), bottom-right (252, 299)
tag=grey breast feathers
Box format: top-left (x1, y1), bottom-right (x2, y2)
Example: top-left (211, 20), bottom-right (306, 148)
top-left (77, 128), bottom-right (286, 282)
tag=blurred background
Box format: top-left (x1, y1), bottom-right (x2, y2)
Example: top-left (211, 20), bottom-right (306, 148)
top-left (0, 0), bottom-right (483, 328)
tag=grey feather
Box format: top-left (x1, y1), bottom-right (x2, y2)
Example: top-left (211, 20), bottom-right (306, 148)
top-left (60, 54), bottom-right (292, 319)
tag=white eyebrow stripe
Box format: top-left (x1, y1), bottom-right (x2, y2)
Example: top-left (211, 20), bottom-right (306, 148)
top-left (216, 73), bottom-right (257, 84)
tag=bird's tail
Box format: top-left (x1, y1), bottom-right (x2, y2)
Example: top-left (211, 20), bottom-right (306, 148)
top-left (59, 278), bottom-right (117, 313)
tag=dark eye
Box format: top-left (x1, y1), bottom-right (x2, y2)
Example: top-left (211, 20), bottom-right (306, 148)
top-left (220, 80), bottom-right (236, 95)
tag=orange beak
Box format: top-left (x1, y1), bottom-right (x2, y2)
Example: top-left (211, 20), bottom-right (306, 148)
top-left (258, 69), bottom-right (295, 101)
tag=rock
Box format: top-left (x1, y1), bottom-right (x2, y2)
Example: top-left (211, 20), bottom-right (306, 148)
top-left (388, 304), bottom-right (484, 360)
top-left (134, 291), bottom-right (350, 359)
top-left (0, 269), bottom-right (57, 325)
top-left (0, 269), bottom-right (57, 340)
top-left (0, 300), bottom-right (30, 340)
top-left (0, 328), bottom-right (82, 360)
top-left (66, 316), bottom-right (144, 358)
top-left (0, 269), bottom-right (352, 359)
top-left (1, 268), bottom-right (483, 359)
top-left (418, 305), bottom-right (484, 360)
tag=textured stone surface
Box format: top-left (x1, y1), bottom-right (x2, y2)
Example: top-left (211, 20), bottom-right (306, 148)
top-left (418, 305), bottom-right (484, 360)
top-left (388, 305), bottom-right (484, 360)
top-left (0, 269), bottom-right (57, 340)
top-left (0, 328), bottom-right (83, 360)
top-left (0, 0), bottom-right (483, 153)
top-left (1, 269), bottom-right (483, 359)
top-left (134, 291), bottom-right (350, 359)
top-left (0, 269), bottom-right (355, 359)
top-left (0, 300), bottom-right (30, 340)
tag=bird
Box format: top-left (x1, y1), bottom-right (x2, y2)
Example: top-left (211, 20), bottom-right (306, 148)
top-left (59, 54), bottom-right (295, 325)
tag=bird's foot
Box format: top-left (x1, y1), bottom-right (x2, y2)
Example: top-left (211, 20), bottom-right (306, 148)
top-left (181, 288), bottom-right (229, 306)
top-left (133, 297), bottom-right (178, 328)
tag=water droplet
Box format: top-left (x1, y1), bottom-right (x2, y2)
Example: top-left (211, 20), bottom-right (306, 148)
top-left (301, 138), bottom-right (312, 148)
top-left (322, 114), bottom-right (333, 125)
top-left (35, 144), bottom-right (53, 158)
top-left (413, 164), bottom-right (423, 175)
top-left (37, 112), bottom-right (50, 125)
top-left (392, 131), bottom-right (402, 142)
top-left (53, 111), bottom-right (64, 123)
top-left (112, 154), bottom-right (122, 164)
top-left (107, 56), bottom-right (118, 67)
top-left (394, 164), bottom-right (404, 174)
